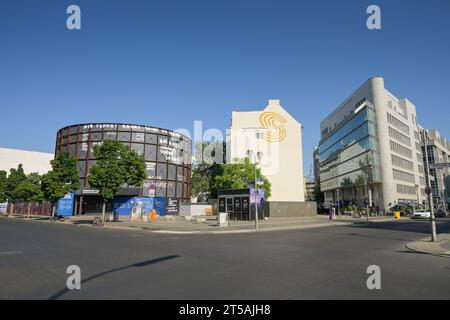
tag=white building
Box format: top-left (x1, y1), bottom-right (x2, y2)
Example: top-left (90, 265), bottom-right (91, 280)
top-left (318, 77), bottom-right (427, 212)
top-left (226, 99), bottom-right (305, 202)
top-left (0, 147), bottom-right (53, 175)
top-left (421, 128), bottom-right (450, 210)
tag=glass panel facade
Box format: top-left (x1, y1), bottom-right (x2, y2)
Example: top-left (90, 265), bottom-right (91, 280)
top-left (319, 107), bottom-right (381, 191)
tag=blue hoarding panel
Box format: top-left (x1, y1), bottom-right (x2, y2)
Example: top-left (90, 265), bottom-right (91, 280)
top-left (112, 197), bottom-right (154, 216)
top-left (56, 193), bottom-right (75, 216)
top-left (154, 197), bottom-right (167, 216)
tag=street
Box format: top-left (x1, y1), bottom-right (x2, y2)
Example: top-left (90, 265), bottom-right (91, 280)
top-left (1, 218), bottom-right (449, 299)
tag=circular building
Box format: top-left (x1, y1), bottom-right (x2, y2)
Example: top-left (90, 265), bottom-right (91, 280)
top-left (55, 123), bottom-right (192, 215)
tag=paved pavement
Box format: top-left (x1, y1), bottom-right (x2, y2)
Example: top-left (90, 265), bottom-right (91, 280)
top-left (1, 217), bottom-right (449, 299)
top-left (406, 233), bottom-right (450, 258)
top-left (1, 213), bottom-right (410, 234)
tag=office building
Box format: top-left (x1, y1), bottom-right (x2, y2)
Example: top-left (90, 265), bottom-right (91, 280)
top-left (421, 128), bottom-right (450, 210)
top-left (318, 77), bottom-right (427, 212)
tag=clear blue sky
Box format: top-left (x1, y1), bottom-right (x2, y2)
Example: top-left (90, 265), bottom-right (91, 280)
top-left (1, 0), bottom-right (449, 174)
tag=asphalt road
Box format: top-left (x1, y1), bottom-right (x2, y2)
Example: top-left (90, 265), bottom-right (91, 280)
top-left (1, 217), bottom-right (449, 299)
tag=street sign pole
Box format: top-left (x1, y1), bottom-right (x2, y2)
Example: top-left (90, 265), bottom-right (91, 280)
top-left (423, 131), bottom-right (437, 242)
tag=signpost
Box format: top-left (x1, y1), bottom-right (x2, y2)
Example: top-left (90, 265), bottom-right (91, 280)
top-left (56, 193), bottom-right (75, 216)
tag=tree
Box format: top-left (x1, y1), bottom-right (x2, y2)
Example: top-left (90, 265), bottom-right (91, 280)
top-left (214, 158), bottom-right (271, 199)
top-left (41, 152), bottom-right (80, 218)
top-left (0, 170), bottom-right (7, 203)
top-left (13, 173), bottom-right (44, 217)
top-left (88, 140), bottom-right (146, 222)
top-left (5, 164), bottom-right (27, 214)
top-left (191, 141), bottom-right (225, 201)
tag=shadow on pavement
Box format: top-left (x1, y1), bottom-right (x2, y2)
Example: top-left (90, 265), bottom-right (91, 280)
top-left (48, 255), bottom-right (180, 300)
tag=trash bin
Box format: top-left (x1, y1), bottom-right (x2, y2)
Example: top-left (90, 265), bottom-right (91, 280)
top-left (393, 211), bottom-right (401, 219)
top-left (218, 212), bottom-right (229, 227)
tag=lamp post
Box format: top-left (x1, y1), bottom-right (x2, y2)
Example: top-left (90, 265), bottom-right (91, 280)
top-left (414, 183), bottom-right (419, 213)
top-left (247, 148), bottom-right (263, 230)
top-left (422, 130), bottom-right (437, 242)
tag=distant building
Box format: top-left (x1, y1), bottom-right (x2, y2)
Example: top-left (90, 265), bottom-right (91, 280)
top-left (0, 147), bottom-right (53, 175)
top-left (305, 178), bottom-right (315, 201)
top-left (420, 128), bottom-right (450, 210)
top-left (318, 77), bottom-right (427, 212)
top-left (227, 99), bottom-right (305, 202)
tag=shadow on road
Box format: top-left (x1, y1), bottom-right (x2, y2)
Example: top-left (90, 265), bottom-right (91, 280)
top-left (351, 219), bottom-right (450, 236)
top-left (48, 255), bottom-right (180, 300)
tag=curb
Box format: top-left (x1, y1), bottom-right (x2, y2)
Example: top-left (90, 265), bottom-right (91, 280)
top-left (404, 242), bottom-right (450, 259)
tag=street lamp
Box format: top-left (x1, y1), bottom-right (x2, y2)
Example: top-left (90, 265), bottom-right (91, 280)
top-left (247, 149), bottom-right (263, 230)
top-left (421, 130), bottom-right (437, 242)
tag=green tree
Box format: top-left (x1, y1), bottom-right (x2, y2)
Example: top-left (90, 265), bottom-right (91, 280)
top-left (214, 158), bottom-right (271, 199)
top-left (41, 152), bottom-right (80, 218)
top-left (5, 164), bottom-right (27, 214)
top-left (191, 141), bottom-right (225, 201)
top-left (88, 140), bottom-right (146, 222)
top-left (0, 170), bottom-right (7, 203)
top-left (312, 180), bottom-right (324, 204)
top-left (13, 173), bottom-right (44, 217)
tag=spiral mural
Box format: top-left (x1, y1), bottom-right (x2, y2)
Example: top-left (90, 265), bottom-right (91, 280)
top-left (259, 112), bottom-right (287, 142)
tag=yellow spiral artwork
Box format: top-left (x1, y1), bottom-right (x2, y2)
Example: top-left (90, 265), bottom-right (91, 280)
top-left (259, 112), bottom-right (287, 142)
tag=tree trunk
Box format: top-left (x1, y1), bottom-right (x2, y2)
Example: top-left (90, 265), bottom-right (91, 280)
top-left (27, 202), bottom-right (31, 219)
top-left (9, 202), bottom-right (14, 216)
top-left (51, 204), bottom-right (56, 220)
top-left (102, 200), bottom-right (106, 225)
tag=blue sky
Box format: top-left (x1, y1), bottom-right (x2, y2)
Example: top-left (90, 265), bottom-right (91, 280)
top-left (1, 0), bottom-right (449, 174)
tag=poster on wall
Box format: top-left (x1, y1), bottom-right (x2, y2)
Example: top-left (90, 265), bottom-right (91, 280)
top-left (56, 193), bottom-right (75, 216)
top-left (0, 203), bottom-right (7, 215)
top-left (113, 197), bottom-right (154, 218)
top-left (154, 197), bottom-right (167, 216)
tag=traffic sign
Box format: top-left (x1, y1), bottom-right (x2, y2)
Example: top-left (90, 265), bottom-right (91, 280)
top-left (430, 163), bottom-right (450, 169)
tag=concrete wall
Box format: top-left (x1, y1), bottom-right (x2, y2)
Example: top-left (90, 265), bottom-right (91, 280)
top-left (227, 100), bottom-right (305, 202)
top-left (0, 147), bottom-right (53, 175)
top-left (265, 201), bottom-right (317, 217)
top-left (179, 204), bottom-right (213, 216)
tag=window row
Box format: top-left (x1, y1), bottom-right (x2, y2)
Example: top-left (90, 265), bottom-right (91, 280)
top-left (387, 113), bottom-right (410, 135)
top-left (320, 122), bottom-right (375, 163)
top-left (60, 142), bottom-right (192, 165)
top-left (396, 184), bottom-right (416, 195)
top-left (390, 140), bottom-right (413, 159)
top-left (391, 154), bottom-right (414, 171)
top-left (58, 132), bottom-right (190, 150)
top-left (76, 161), bottom-right (190, 182)
top-left (388, 126), bottom-right (411, 147)
top-left (319, 107), bottom-right (373, 154)
top-left (392, 169), bottom-right (415, 183)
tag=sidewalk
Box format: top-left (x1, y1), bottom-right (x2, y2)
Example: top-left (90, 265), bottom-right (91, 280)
top-left (406, 234), bottom-right (450, 258)
top-left (1, 213), bottom-right (406, 234)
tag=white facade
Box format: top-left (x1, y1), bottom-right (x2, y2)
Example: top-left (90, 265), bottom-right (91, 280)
top-left (227, 99), bottom-right (305, 202)
top-left (319, 77), bottom-right (427, 211)
top-left (0, 147), bottom-right (53, 175)
top-left (421, 128), bottom-right (450, 208)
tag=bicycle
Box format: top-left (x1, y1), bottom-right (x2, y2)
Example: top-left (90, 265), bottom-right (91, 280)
top-left (92, 216), bottom-right (105, 227)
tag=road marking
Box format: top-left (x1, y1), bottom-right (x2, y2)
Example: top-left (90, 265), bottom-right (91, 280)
top-left (0, 251), bottom-right (22, 255)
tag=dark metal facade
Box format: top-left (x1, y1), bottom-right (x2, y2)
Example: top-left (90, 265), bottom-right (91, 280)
top-left (55, 123), bottom-right (192, 202)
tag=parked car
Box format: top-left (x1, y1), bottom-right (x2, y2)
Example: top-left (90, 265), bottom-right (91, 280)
top-left (411, 210), bottom-right (431, 219)
top-left (435, 209), bottom-right (448, 218)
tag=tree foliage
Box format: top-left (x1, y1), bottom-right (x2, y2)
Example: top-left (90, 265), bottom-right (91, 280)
top-left (214, 158), bottom-right (271, 199)
top-left (88, 140), bottom-right (146, 202)
top-left (41, 152), bottom-right (80, 204)
top-left (0, 170), bottom-right (7, 203)
top-left (191, 141), bottom-right (226, 201)
top-left (5, 164), bottom-right (27, 202)
top-left (13, 173), bottom-right (44, 203)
